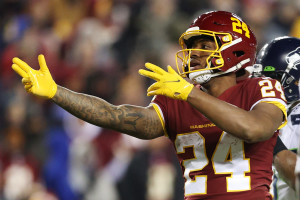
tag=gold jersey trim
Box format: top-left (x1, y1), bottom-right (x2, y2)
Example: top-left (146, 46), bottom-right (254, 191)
top-left (150, 103), bottom-right (168, 137)
top-left (262, 100), bottom-right (287, 130)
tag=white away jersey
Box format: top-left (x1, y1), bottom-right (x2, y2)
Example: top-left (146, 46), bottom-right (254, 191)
top-left (271, 101), bottom-right (300, 200)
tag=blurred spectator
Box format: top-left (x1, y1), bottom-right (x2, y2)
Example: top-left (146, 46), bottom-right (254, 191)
top-left (0, 126), bottom-right (41, 200)
top-left (209, 0), bottom-right (240, 13)
top-left (242, 0), bottom-right (299, 48)
top-left (134, 0), bottom-right (187, 66)
top-left (43, 105), bottom-right (80, 200)
top-left (291, 17), bottom-right (300, 38)
top-left (117, 137), bottom-right (184, 200)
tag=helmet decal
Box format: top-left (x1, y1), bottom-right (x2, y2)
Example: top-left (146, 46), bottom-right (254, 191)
top-left (286, 47), bottom-right (300, 65)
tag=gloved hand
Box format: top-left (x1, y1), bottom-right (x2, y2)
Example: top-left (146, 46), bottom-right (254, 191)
top-left (139, 63), bottom-right (194, 101)
top-left (12, 54), bottom-right (57, 99)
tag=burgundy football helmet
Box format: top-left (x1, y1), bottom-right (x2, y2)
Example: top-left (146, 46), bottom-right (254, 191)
top-left (176, 11), bottom-right (257, 84)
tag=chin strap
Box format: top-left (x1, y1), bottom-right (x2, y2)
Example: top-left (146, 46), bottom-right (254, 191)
top-left (189, 58), bottom-right (251, 84)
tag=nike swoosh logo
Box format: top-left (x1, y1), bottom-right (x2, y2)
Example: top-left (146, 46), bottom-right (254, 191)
top-left (163, 79), bottom-right (180, 83)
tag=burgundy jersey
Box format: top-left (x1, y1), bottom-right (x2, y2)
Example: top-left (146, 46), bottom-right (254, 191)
top-left (151, 77), bottom-right (287, 200)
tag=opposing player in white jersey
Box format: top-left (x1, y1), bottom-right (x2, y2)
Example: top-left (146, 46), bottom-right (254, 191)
top-left (255, 36), bottom-right (300, 200)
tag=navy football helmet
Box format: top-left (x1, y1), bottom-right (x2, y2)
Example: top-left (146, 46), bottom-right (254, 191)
top-left (256, 36), bottom-right (300, 103)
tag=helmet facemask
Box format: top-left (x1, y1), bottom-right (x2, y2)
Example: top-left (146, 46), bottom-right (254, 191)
top-left (281, 66), bottom-right (300, 103)
top-left (175, 29), bottom-right (237, 84)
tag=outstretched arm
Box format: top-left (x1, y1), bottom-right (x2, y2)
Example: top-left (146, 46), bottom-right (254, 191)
top-left (53, 86), bottom-right (163, 139)
top-left (12, 55), bottom-right (164, 139)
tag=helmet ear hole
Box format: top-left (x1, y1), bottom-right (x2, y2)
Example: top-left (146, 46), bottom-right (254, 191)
top-left (233, 51), bottom-right (245, 57)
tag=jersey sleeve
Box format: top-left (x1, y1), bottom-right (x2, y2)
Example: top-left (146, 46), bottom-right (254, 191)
top-left (250, 78), bottom-right (287, 130)
top-left (150, 95), bottom-right (169, 137)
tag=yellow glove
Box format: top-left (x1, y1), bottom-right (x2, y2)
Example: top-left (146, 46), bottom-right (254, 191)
top-left (139, 63), bottom-right (194, 101)
top-left (12, 54), bottom-right (57, 99)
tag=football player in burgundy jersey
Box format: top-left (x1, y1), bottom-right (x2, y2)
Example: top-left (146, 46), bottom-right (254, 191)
top-left (12, 11), bottom-right (286, 200)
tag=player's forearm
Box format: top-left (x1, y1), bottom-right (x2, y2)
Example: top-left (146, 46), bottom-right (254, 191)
top-left (52, 86), bottom-right (162, 139)
top-left (274, 150), bottom-right (296, 189)
top-left (187, 88), bottom-right (281, 143)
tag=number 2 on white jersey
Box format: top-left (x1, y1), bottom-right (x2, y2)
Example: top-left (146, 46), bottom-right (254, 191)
top-left (175, 131), bottom-right (250, 196)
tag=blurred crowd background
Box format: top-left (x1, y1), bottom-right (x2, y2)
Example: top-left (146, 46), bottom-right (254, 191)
top-left (0, 0), bottom-right (299, 199)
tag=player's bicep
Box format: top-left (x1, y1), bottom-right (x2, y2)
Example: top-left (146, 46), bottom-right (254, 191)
top-left (116, 104), bottom-right (164, 139)
top-left (141, 105), bottom-right (165, 139)
top-left (251, 102), bottom-right (284, 136)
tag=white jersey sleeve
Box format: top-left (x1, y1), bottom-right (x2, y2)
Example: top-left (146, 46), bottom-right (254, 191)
top-left (272, 102), bottom-right (300, 200)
